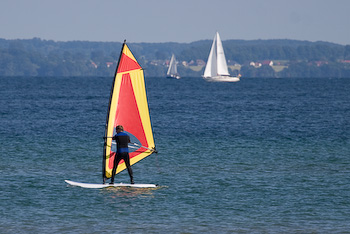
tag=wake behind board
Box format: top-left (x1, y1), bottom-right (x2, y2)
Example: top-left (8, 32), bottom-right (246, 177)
top-left (65, 180), bottom-right (157, 189)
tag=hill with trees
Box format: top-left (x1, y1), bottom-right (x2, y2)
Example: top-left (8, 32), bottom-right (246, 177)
top-left (0, 37), bottom-right (350, 78)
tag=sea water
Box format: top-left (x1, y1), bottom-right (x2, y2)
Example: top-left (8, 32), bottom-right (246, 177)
top-left (0, 76), bottom-right (349, 233)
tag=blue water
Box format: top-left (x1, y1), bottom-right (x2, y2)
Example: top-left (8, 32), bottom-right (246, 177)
top-left (1, 76), bottom-right (350, 233)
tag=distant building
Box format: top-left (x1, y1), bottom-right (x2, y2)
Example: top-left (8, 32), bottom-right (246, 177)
top-left (196, 59), bottom-right (206, 66)
top-left (227, 60), bottom-right (240, 66)
top-left (250, 61), bottom-right (262, 67)
top-left (314, 61), bottom-right (328, 67)
top-left (250, 60), bottom-right (273, 67)
top-left (90, 60), bottom-right (98, 68)
top-left (261, 60), bottom-right (274, 66)
top-left (188, 60), bottom-right (195, 66)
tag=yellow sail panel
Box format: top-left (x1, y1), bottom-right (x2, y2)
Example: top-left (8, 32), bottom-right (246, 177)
top-left (103, 43), bottom-right (155, 180)
top-left (130, 70), bottom-right (155, 149)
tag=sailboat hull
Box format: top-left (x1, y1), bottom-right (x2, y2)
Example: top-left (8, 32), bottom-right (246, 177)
top-left (167, 74), bottom-right (181, 79)
top-left (204, 76), bottom-right (240, 82)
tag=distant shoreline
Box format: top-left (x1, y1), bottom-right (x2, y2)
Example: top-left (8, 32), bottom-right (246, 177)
top-left (0, 38), bottom-right (349, 78)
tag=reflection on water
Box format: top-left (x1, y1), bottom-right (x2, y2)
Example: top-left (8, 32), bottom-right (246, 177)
top-left (101, 186), bottom-right (165, 199)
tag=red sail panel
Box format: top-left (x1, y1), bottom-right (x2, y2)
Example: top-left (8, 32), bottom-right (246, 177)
top-left (117, 53), bottom-right (142, 73)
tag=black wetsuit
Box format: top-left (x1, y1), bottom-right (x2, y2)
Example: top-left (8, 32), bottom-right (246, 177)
top-left (110, 131), bottom-right (134, 184)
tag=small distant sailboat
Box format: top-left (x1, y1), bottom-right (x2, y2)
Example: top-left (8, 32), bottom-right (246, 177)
top-left (167, 54), bottom-right (180, 79)
top-left (203, 32), bottom-right (240, 82)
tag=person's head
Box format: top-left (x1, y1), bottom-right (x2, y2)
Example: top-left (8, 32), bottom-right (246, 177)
top-left (116, 125), bottom-right (124, 133)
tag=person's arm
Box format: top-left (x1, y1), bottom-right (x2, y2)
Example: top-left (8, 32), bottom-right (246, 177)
top-left (103, 136), bottom-right (114, 139)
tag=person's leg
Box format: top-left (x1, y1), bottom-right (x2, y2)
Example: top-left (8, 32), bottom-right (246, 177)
top-left (122, 153), bottom-right (134, 184)
top-left (110, 154), bottom-right (121, 184)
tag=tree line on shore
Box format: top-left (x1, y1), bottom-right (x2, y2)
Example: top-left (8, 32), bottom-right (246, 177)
top-left (0, 37), bottom-right (350, 78)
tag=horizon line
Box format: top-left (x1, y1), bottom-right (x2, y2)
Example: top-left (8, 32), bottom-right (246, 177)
top-left (0, 37), bottom-right (346, 46)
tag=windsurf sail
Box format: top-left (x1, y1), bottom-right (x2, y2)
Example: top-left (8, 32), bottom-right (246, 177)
top-left (103, 41), bottom-right (156, 181)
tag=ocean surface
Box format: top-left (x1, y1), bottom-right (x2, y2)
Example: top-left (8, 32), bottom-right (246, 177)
top-left (1, 76), bottom-right (350, 233)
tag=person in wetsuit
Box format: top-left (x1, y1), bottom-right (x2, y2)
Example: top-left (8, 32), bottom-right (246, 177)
top-left (110, 125), bottom-right (134, 184)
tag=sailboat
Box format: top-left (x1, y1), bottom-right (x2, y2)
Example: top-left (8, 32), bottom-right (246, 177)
top-left (167, 54), bottom-right (180, 79)
top-left (203, 32), bottom-right (240, 82)
top-left (65, 41), bottom-right (157, 188)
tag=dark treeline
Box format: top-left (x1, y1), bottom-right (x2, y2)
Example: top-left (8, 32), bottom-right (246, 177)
top-left (0, 37), bottom-right (350, 78)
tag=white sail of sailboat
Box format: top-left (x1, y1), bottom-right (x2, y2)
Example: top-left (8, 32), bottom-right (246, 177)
top-left (203, 32), bottom-right (240, 82)
top-left (167, 54), bottom-right (180, 79)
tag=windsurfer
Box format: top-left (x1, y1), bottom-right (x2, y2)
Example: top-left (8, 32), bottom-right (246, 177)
top-left (110, 125), bottom-right (134, 184)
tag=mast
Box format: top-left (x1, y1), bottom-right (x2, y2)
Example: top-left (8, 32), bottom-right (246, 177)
top-left (103, 41), bottom-right (126, 180)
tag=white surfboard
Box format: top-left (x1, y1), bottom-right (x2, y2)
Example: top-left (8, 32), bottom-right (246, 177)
top-left (65, 180), bottom-right (157, 188)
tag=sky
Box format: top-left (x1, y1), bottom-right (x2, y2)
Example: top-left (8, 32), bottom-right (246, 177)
top-left (1, 0), bottom-right (350, 45)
